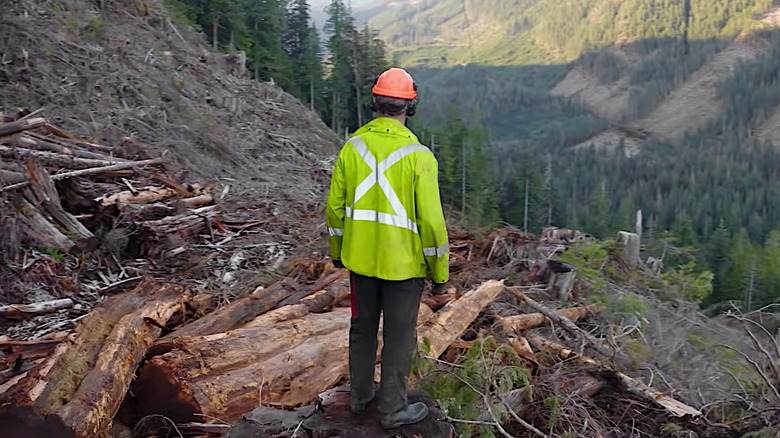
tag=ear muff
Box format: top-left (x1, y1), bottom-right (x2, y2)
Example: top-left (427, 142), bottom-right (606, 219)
top-left (370, 75), bottom-right (380, 112)
top-left (405, 81), bottom-right (418, 117)
top-left (406, 81), bottom-right (418, 117)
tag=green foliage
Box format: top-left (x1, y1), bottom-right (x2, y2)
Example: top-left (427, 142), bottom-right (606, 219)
top-left (556, 242), bottom-right (608, 290)
top-left (42, 248), bottom-right (66, 261)
top-left (365, 0), bottom-right (772, 67)
top-left (661, 261), bottom-right (714, 302)
top-left (417, 337), bottom-right (532, 438)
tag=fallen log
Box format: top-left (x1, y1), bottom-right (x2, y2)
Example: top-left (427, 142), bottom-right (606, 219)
top-left (421, 292), bottom-right (457, 311)
top-left (525, 333), bottom-right (702, 418)
top-left (12, 135), bottom-right (120, 161)
top-left (0, 282), bottom-right (190, 438)
top-left (0, 117), bottom-right (46, 137)
top-left (498, 304), bottom-right (605, 332)
top-left (23, 161), bottom-right (95, 242)
top-left (14, 197), bottom-right (76, 252)
top-left (97, 184), bottom-right (206, 207)
top-left (0, 169), bottom-right (24, 184)
top-left (0, 156), bottom-right (165, 193)
top-left (507, 287), bottom-right (613, 358)
top-left (41, 124), bottom-right (115, 152)
top-left (152, 277), bottom-right (300, 353)
top-left (417, 279), bottom-right (505, 358)
top-left (0, 144), bottom-right (127, 169)
top-left (0, 298), bottom-right (74, 319)
top-left (135, 304), bottom-right (433, 424)
top-left (135, 205), bottom-right (222, 254)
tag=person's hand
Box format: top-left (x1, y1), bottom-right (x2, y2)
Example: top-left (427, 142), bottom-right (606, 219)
top-left (431, 282), bottom-right (447, 295)
top-left (333, 259), bottom-right (345, 269)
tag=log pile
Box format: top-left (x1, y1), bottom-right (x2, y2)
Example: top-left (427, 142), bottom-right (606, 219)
top-left (0, 115), bottom-right (754, 437)
top-left (0, 112), bottom-right (223, 262)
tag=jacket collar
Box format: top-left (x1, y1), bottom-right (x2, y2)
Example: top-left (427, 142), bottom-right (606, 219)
top-left (353, 117), bottom-right (420, 143)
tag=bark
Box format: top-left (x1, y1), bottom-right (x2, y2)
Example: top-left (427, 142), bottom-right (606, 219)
top-left (40, 125), bottom-right (116, 152)
top-left (617, 231), bottom-right (641, 268)
top-left (417, 280), bottom-right (505, 358)
top-left (0, 299), bottom-right (74, 318)
top-left (421, 292), bottom-right (457, 311)
top-left (0, 282), bottom-right (190, 438)
top-left (525, 333), bottom-right (702, 418)
top-left (1, 157), bottom-right (164, 193)
top-left (152, 277), bottom-right (300, 353)
top-left (0, 169), bottom-right (25, 184)
top-left (0, 145), bottom-right (127, 169)
top-left (508, 287), bottom-right (614, 358)
top-left (0, 117), bottom-right (46, 137)
top-left (12, 135), bottom-right (119, 161)
top-left (275, 269), bottom-right (348, 308)
top-left (546, 259), bottom-right (577, 301)
top-left (135, 205), bottom-right (222, 255)
top-left (135, 304), bottom-right (433, 424)
top-left (13, 197), bottom-right (75, 252)
top-left (23, 161), bottom-right (95, 242)
top-left (498, 304), bottom-right (605, 332)
top-left (97, 186), bottom-right (188, 207)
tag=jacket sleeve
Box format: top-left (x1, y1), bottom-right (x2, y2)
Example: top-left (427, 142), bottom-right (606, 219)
top-left (415, 151), bottom-right (449, 283)
top-left (326, 147), bottom-right (348, 261)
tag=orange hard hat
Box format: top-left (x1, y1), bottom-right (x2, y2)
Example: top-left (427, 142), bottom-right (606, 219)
top-left (372, 68), bottom-right (417, 100)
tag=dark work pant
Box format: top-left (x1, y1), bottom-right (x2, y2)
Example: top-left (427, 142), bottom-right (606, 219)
top-left (349, 272), bottom-right (424, 414)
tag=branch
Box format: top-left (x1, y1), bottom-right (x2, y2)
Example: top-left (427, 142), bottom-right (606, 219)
top-left (1, 156), bottom-right (165, 192)
top-left (507, 287), bottom-right (613, 358)
top-left (716, 344), bottom-right (780, 402)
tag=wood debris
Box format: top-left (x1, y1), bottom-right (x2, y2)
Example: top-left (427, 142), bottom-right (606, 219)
top-left (0, 115), bottom-right (759, 437)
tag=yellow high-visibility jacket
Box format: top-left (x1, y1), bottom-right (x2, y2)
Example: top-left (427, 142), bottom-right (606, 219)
top-left (326, 117), bottom-right (449, 284)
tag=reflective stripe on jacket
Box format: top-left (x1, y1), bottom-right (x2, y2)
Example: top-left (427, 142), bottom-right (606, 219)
top-left (326, 117), bottom-right (449, 283)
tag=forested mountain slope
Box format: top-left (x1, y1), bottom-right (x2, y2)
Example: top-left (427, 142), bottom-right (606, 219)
top-left (362, 0), bottom-right (776, 67)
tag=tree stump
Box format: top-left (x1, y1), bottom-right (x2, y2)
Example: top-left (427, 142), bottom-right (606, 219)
top-left (228, 388), bottom-right (453, 438)
top-left (617, 231), bottom-right (641, 268)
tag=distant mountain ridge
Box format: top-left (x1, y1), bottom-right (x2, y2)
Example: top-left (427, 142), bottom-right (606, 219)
top-left (360, 0), bottom-right (776, 67)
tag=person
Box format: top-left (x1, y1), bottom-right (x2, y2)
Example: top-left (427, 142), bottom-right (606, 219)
top-left (326, 67), bottom-right (449, 429)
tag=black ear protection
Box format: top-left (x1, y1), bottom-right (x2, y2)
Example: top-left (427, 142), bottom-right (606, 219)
top-left (370, 75), bottom-right (418, 117)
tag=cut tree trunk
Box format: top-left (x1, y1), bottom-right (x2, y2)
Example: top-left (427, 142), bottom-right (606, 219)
top-left (0, 282), bottom-right (190, 438)
top-left (617, 231), bottom-right (641, 268)
top-left (507, 287), bottom-right (613, 358)
top-left (0, 299), bottom-right (74, 318)
top-left (134, 304), bottom-right (433, 424)
top-left (0, 117), bottom-right (46, 137)
top-left (498, 304), bottom-right (605, 332)
top-left (13, 197), bottom-right (75, 252)
top-left (152, 277), bottom-right (301, 354)
top-left (134, 205), bottom-right (222, 255)
top-left (11, 135), bottom-right (119, 161)
top-left (417, 280), bottom-right (505, 358)
top-left (0, 145), bottom-right (127, 169)
top-left (23, 161), bottom-right (95, 243)
top-left (546, 259), bottom-right (577, 301)
top-left (1, 157), bottom-right (165, 193)
top-left (97, 184), bottom-right (207, 207)
top-left (525, 332), bottom-right (702, 418)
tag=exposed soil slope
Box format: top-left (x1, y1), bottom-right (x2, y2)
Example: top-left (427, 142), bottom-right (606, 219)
top-left (1, 0), bottom-right (340, 211)
top-left (637, 41), bottom-right (763, 142)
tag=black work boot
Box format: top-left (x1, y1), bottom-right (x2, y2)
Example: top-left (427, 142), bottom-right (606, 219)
top-left (380, 402), bottom-right (429, 429)
top-left (350, 393), bottom-right (375, 415)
